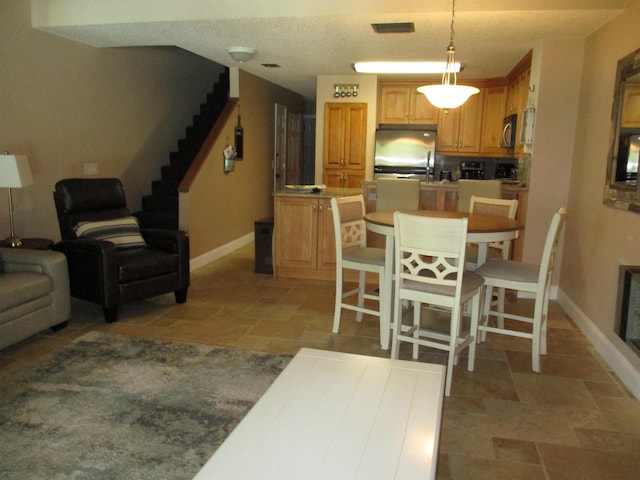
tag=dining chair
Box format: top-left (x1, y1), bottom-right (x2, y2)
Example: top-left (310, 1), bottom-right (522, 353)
top-left (375, 178), bottom-right (421, 212)
top-left (330, 195), bottom-right (387, 344)
top-left (390, 212), bottom-right (484, 396)
top-left (475, 208), bottom-right (567, 372)
top-left (457, 179), bottom-right (502, 213)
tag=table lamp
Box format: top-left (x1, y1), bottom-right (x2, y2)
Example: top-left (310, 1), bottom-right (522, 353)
top-left (0, 154), bottom-right (34, 247)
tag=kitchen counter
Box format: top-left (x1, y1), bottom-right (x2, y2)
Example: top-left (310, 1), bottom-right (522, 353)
top-left (274, 187), bottom-right (361, 198)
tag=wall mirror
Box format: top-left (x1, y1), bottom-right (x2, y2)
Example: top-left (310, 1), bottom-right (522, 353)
top-left (605, 47), bottom-right (640, 212)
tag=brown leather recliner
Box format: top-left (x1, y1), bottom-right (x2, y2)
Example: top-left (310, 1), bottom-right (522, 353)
top-left (52, 178), bottom-right (189, 323)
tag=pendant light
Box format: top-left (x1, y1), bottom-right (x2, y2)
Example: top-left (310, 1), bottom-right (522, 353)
top-left (417, 0), bottom-right (479, 109)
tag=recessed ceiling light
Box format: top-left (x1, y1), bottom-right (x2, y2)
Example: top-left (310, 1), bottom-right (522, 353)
top-left (353, 61), bottom-right (462, 74)
top-left (371, 22), bottom-right (415, 34)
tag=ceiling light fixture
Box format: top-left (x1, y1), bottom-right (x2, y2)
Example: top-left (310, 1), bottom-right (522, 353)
top-left (227, 47), bottom-right (256, 63)
top-left (417, 0), bottom-right (479, 109)
top-left (353, 61), bottom-right (461, 74)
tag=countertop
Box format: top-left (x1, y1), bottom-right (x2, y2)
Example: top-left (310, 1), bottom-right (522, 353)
top-left (361, 180), bottom-right (528, 191)
top-left (274, 187), bottom-right (362, 198)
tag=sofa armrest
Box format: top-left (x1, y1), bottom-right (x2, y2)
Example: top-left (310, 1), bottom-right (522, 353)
top-left (0, 247), bottom-right (71, 324)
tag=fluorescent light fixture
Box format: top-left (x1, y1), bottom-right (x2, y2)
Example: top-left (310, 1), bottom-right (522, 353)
top-left (353, 61), bottom-right (461, 74)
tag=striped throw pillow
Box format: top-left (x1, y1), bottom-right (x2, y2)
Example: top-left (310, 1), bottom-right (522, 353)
top-left (74, 216), bottom-right (147, 249)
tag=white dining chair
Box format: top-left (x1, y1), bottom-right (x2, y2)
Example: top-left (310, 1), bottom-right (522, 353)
top-left (475, 208), bottom-right (567, 372)
top-left (390, 212), bottom-right (484, 396)
top-left (457, 179), bottom-right (502, 213)
top-left (375, 178), bottom-right (421, 212)
top-left (330, 195), bottom-right (387, 344)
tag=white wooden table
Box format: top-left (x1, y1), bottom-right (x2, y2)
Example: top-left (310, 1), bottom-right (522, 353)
top-left (193, 348), bottom-right (445, 480)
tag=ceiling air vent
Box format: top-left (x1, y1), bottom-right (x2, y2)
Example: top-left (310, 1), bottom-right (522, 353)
top-left (371, 22), bottom-right (415, 34)
top-left (262, 63), bottom-right (281, 68)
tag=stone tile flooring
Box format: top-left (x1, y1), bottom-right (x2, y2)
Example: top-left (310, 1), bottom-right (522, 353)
top-left (2, 243), bottom-right (639, 479)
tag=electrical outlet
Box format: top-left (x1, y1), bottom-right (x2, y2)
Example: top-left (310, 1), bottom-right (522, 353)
top-left (83, 162), bottom-right (98, 176)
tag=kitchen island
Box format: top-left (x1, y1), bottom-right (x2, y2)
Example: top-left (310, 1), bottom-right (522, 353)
top-left (273, 183), bottom-right (528, 280)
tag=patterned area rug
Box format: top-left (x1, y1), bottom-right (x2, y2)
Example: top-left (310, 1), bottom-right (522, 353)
top-left (0, 332), bottom-right (291, 479)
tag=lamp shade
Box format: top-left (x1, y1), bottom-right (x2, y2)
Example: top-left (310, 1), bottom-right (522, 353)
top-left (417, 84), bottom-right (480, 110)
top-left (0, 154), bottom-right (34, 188)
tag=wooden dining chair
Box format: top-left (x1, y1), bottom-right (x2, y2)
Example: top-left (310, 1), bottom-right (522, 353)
top-left (375, 178), bottom-right (421, 211)
top-left (457, 179), bottom-right (502, 213)
top-left (330, 195), bottom-right (387, 345)
top-left (475, 208), bottom-right (567, 372)
top-left (390, 212), bottom-right (484, 396)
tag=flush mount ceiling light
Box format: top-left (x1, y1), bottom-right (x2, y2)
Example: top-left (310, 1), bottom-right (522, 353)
top-left (353, 61), bottom-right (461, 74)
top-left (418, 0), bottom-right (479, 109)
top-left (227, 47), bottom-right (256, 63)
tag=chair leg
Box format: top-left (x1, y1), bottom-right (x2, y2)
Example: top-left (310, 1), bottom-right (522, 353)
top-left (412, 302), bottom-right (420, 360)
top-left (332, 267), bottom-right (343, 333)
top-left (496, 287), bottom-right (506, 329)
top-left (390, 290), bottom-right (402, 359)
top-left (175, 288), bottom-right (188, 304)
top-left (467, 295), bottom-right (480, 372)
top-left (103, 306), bottom-right (118, 323)
top-left (479, 285), bottom-right (493, 343)
top-left (378, 270), bottom-right (390, 350)
top-left (355, 270), bottom-right (366, 323)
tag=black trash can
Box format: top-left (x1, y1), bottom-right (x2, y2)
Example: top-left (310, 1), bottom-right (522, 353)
top-left (254, 218), bottom-right (274, 274)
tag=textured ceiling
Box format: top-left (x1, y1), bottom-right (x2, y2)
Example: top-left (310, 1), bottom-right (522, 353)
top-left (32, 0), bottom-right (626, 102)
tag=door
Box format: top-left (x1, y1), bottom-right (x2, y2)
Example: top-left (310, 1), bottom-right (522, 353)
top-left (286, 113), bottom-right (302, 185)
top-left (274, 103), bottom-right (287, 191)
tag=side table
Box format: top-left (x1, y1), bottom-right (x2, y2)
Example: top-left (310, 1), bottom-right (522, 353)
top-left (0, 238), bottom-right (54, 250)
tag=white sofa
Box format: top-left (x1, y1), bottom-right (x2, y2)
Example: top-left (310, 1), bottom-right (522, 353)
top-left (0, 247), bottom-right (71, 350)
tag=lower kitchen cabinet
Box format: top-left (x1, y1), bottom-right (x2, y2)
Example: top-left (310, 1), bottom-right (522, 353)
top-left (273, 195), bottom-right (336, 280)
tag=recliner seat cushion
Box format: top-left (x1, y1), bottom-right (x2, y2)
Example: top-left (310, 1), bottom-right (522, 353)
top-left (116, 249), bottom-right (179, 283)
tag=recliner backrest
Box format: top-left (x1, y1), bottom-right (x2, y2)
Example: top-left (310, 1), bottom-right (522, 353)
top-left (54, 178), bottom-right (132, 240)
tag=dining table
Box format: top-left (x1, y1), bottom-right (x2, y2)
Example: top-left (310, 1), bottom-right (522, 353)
top-left (364, 209), bottom-right (524, 350)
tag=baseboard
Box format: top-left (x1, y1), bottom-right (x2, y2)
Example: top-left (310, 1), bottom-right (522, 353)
top-left (557, 289), bottom-right (640, 400)
top-left (190, 232), bottom-right (253, 271)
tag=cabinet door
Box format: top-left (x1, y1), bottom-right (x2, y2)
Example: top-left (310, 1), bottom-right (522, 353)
top-left (323, 103), bottom-right (346, 168)
top-left (411, 89), bottom-right (439, 124)
top-left (621, 83), bottom-right (640, 128)
top-left (274, 197), bottom-right (318, 269)
top-left (343, 103), bottom-right (367, 169)
top-left (379, 85), bottom-right (411, 123)
top-left (323, 170), bottom-right (343, 188)
top-left (457, 89), bottom-right (484, 153)
top-left (436, 108), bottom-right (461, 152)
top-left (317, 199), bottom-right (336, 270)
top-left (480, 85), bottom-right (508, 154)
top-left (323, 169), bottom-right (365, 188)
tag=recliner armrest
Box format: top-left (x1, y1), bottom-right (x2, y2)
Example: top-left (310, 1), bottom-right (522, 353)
top-left (141, 229), bottom-right (188, 253)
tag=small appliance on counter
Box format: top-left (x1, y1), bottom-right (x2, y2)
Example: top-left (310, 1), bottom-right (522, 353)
top-left (459, 161), bottom-right (485, 179)
top-left (495, 162), bottom-right (519, 180)
top-left (373, 128), bottom-right (436, 181)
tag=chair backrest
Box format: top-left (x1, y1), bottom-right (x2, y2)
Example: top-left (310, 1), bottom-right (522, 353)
top-left (394, 212), bottom-right (468, 304)
top-left (457, 179), bottom-right (502, 212)
top-left (469, 195), bottom-right (518, 219)
top-left (538, 208), bottom-right (567, 288)
top-left (376, 178), bottom-right (421, 212)
top-left (53, 178), bottom-right (132, 240)
top-left (330, 195), bottom-right (367, 263)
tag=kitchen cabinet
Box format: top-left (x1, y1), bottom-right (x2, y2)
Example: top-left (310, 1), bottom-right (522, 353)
top-left (273, 195), bottom-right (336, 279)
top-left (323, 169), bottom-right (365, 188)
top-left (436, 89), bottom-right (484, 154)
top-left (620, 82), bottom-right (640, 128)
top-left (378, 82), bottom-right (439, 125)
top-left (506, 52), bottom-right (532, 152)
top-left (480, 84), bottom-right (509, 155)
top-left (323, 102), bottom-right (367, 187)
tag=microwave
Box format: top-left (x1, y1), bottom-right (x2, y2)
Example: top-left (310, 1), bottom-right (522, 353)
top-left (502, 114), bottom-right (517, 149)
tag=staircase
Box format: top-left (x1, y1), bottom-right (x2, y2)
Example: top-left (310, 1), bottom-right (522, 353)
top-left (135, 69), bottom-right (230, 230)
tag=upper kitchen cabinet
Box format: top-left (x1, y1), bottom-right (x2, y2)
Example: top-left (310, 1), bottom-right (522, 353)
top-left (506, 51), bottom-right (532, 152)
top-left (480, 83), bottom-right (509, 155)
top-left (378, 82), bottom-right (439, 125)
top-left (620, 82), bottom-right (640, 128)
top-left (323, 102), bottom-right (367, 187)
top-left (436, 89), bottom-right (484, 154)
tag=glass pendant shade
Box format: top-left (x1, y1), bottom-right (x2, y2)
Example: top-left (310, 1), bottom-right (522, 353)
top-left (417, 84), bottom-right (479, 109)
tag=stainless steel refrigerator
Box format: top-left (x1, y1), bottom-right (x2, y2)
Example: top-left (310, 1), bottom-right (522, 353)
top-left (373, 129), bottom-right (436, 181)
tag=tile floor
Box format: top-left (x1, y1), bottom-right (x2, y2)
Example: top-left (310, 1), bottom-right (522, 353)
top-left (2, 243), bottom-right (640, 479)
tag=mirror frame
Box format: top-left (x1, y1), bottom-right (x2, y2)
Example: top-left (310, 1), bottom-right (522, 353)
top-left (604, 47), bottom-right (640, 213)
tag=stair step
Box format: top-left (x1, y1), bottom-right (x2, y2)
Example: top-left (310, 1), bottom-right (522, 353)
top-left (151, 179), bottom-right (179, 196)
top-left (161, 164), bottom-right (189, 181)
top-left (134, 211), bottom-right (178, 230)
top-left (142, 194), bottom-right (178, 212)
